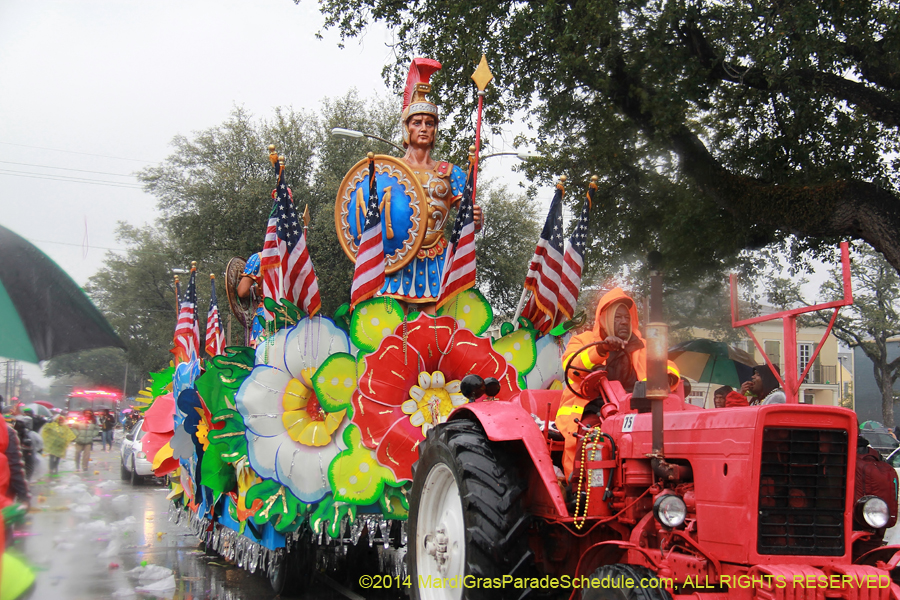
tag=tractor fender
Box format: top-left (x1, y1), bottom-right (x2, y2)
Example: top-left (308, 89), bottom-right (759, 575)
top-left (450, 401), bottom-right (568, 516)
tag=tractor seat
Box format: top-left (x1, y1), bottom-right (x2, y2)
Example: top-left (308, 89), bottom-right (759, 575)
top-left (517, 389), bottom-right (565, 422)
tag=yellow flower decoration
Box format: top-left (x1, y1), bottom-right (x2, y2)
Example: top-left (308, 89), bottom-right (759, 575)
top-left (281, 374), bottom-right (346, 447)
top-left (400, 370), bottom-right (466, 436)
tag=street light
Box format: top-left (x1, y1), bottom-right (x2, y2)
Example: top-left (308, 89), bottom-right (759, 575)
top-left (481, 150), bottom-right (544, 161)
top-left (330, 128), bottom-right (405, 153)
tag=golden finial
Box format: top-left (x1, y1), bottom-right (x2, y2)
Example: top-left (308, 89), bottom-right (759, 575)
top-left (191, 261), bottom-right (197, 270)
top-left (210, 273), bottom-right (215, 280)
top-left (471, 55), bottom-right (494, 94)
top-left (278, 155), bottom-right (286, 166)
top-left (367, 152), bottom-right (374, 160)
top-left (560, 175), bottom-right (567, 183)
top-left (468, 145), bottom-right (476, 155)
top-left (557, 175), bottom-right (566, 194)
top-left (303, 204), bottom-right (310, 229)
top-left (591, 175), bottom-right (598, 182)
top-left (268, 145), bottom-right (278, 167)
top-left (174, 275), bottom-right (180, 283)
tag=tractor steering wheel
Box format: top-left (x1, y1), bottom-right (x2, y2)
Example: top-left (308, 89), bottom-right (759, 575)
top-left (564, 340), bottom-right (613, 400)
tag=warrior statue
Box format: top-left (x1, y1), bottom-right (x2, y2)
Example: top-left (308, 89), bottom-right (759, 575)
top-left (381, 58), bottom-right (482, 311)
top-left (335, 58), bottom-right (482, 314)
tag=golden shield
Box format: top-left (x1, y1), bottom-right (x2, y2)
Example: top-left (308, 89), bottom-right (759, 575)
top-left (335, 155), bottom-right (428, 274)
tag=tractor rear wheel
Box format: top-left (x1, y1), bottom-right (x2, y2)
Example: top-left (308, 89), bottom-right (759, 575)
top-left (409, 419), bottom-right (531, 600)
top-left (582, 564), bottom-right (672, 600)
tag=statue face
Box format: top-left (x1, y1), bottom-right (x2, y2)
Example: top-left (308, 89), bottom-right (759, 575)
top-left (407, 114), bottom-right (436, 150)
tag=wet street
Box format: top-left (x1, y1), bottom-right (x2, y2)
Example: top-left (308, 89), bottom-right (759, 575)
top-left (11, 439), bottom-right (373, 600)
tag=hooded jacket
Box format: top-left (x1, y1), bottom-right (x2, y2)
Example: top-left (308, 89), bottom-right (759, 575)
top-left (557, 287), bottom-right (647, 477)
top-left (561, 287), bottom-right (647, 389)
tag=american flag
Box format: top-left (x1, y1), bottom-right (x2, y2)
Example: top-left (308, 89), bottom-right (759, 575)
top-left (522, 183), bottom-right (565, 329)
top-left (350, 158), bottom-right (385, 307)
top-left (173, 267), bottom-right (199, 363)
top-left (205, 274), bottom-right (225, 357)
top-left (260, 164), bottom-right (321, 317)
top-left (554, 180), bottom-right (593, 324)
top-left (436, 162), bottom-right (477, 308)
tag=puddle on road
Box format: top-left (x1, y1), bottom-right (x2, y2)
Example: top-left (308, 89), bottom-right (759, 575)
top-left (12, 451), bottom-right (283, 600)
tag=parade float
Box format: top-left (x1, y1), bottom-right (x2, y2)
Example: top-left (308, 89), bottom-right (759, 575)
top-left (138, 56), bottom-right (900, 600)
top-left (139, 56), bottom-right (574, 594)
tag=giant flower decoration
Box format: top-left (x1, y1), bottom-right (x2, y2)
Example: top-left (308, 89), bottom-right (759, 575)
top-left (236, 316), bottom-right (356, 503)
top-left (351, 312), bottom-right (520, 481)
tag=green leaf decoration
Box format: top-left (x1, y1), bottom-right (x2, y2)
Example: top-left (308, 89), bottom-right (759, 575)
top-left (378, 483), bottom-right (410, 520)
top-left (499, 322), bottom-right (515, 337)
top-left (261, 297), bottom-right (306, 332)
top-left (201, 449), bottom-right (236, 498)
top-left (208, 409), bottom-right (248, 463)
top-left (197, 346), bottom-right (255, 414)
top-left (148, 366), bottom-right (176, 397)
top-left (310, 495), bottom-right (358, 539)
top-left (492, 327), bottom-right (538, 375)
top-left (518, 373), bottom-right (527, 390)
top-left (437, 289), bottom-right (493, 335)
top-left (328, 425), bottom-right (398, 506)
top-left (333, 303), bottom-right (351, 333)
top-left (517, 316), bottom-right (534, 330)
top-left (349, 297), bottom-right (404, 353)
top-left (312, 353), bottom-right (358, 412)
top-left (135, 365), bottom-right (176, 412)
top-left (247, 479), bottom-right (306, 532)
top-left (406, 310), bottom-right (422, 322)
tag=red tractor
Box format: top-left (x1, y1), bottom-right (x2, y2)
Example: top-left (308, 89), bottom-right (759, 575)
top-left (407, 244), bottom-right (899, 599)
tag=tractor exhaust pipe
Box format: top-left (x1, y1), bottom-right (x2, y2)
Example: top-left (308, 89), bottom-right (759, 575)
top-left (644, 251), bottom-right (668, 458)
top-left (644, 253), bottom-right (689, 482)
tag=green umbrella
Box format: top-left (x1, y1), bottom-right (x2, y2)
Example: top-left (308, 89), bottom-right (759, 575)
top-left (669, 339), bottom-right (756, 389)
top-left (0, 224), bottom-right (125, 363)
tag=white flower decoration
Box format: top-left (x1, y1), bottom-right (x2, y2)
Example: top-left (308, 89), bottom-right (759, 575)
top-left (236, 316), bottom-right (350, 503)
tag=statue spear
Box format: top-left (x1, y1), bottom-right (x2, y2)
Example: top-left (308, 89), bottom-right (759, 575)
top-left (470, 55), bottom-right (494, 202)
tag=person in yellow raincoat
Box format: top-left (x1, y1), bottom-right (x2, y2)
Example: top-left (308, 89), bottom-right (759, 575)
top-left (41, 415), bottom-right (75, 475)
top-left (555, 287), bottom-right (647, 478)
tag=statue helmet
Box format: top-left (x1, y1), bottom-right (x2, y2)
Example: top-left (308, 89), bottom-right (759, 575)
top-left (400, 58), bottom-right (442, 148)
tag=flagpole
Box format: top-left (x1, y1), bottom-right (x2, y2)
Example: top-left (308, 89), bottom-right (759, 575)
top-left (277, 154), bottom-right (286, 302)
top-left (174, 275), bottom-right (181, 316)
top-left (471, 55), bottom-right (494, 203)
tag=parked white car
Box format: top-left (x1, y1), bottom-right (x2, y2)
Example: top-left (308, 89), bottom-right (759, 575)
top-left (120, 419), bottom-right (154, 484)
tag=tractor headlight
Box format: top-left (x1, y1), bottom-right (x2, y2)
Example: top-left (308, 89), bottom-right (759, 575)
top-left (137, 451), bottom-right (147, 460)
top-left (856, 495), bottom-right (890, 529)
top-left (653, 493), bottom-right (687, 528)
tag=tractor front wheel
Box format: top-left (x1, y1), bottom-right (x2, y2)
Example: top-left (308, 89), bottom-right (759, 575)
top-left (409, 419), bottom-right (531, 600)
top-left (583, 564), bottom-right (672, 600)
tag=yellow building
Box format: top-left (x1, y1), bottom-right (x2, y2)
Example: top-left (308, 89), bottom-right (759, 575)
top-left (686, 320), bottom-right (854, 409)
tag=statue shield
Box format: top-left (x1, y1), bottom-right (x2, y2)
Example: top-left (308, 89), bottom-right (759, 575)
top-left (335, 155), bottom-right (428, 274)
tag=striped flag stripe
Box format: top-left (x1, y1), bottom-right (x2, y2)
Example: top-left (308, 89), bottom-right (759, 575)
top-left (350, 161), bottom-right (386, 308)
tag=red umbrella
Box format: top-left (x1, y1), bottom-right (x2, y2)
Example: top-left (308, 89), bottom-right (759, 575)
top-left (33, 401), bottom-right (54, 409)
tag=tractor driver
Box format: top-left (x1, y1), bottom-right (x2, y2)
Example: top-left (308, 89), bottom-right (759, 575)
top-left (555, 287), bottom-right (647, 478)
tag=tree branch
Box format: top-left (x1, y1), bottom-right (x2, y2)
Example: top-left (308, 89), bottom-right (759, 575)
top-left (679, 21), bottom-right (900, 128)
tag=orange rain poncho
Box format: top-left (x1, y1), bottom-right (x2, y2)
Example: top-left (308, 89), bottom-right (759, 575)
top-left (556, 287), bottom-right (647, 477)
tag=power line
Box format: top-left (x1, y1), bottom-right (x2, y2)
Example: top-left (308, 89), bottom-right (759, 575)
top-left (0, 141), bottom-right (153, 163)
top-left (0, 169), bottom-right (144, 189)
top-left (0, 159), bottom-right (137, 178)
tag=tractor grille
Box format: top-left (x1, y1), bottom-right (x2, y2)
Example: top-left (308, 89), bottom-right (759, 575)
top-left (757, 427), bottom-right (848, 556)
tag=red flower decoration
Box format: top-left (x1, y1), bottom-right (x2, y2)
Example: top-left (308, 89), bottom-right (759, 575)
top-left (351, 313), bottom-right (519, 481)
